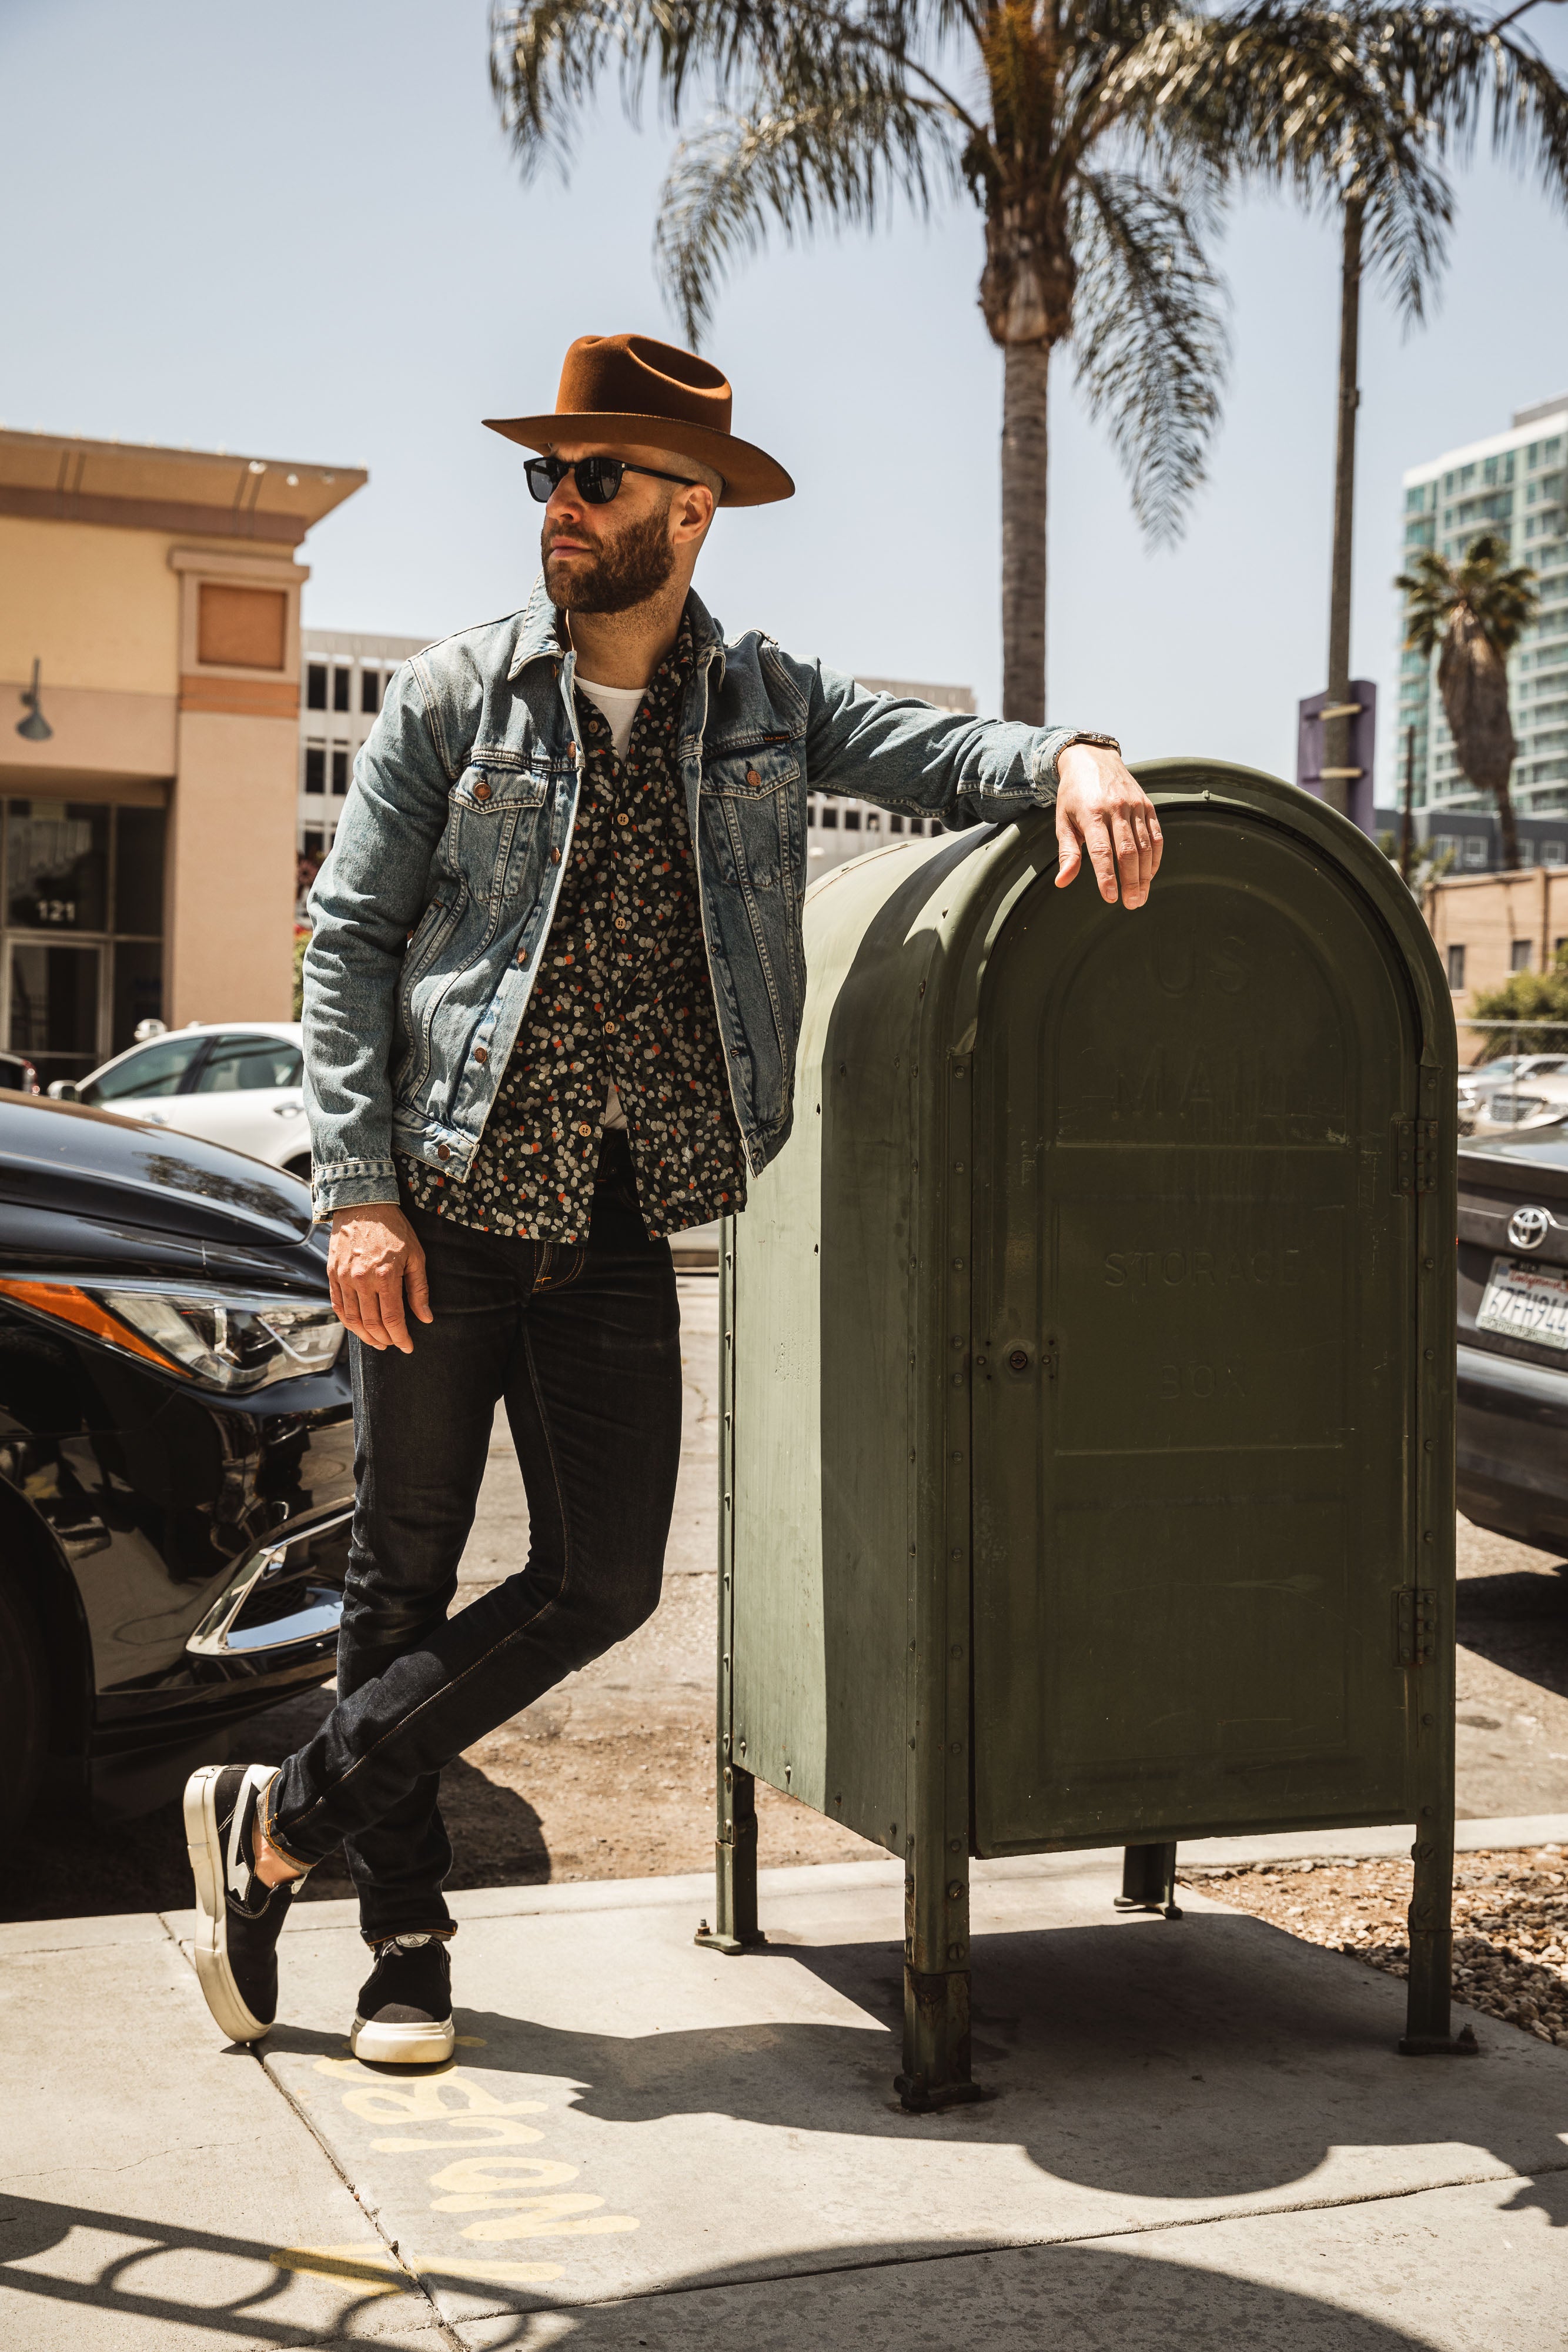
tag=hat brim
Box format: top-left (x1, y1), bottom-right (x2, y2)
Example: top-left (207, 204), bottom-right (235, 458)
top-left (483, 411), bottom-right (794, 507)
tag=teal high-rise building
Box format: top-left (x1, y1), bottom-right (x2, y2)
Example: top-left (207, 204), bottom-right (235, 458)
top-left (1398, 396), bottom-right (1568, 824)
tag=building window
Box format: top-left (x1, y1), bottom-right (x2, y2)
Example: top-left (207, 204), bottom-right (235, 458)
top-left (4, 801), bottom-right (167, 1085)
top-left (333, 668), bottom-right (351, 713)
top-left (806, 804), bottom-right (816, 827)
top-left (821, 806), bottom-right (838, 829)
top-left (889, 813), bottom-right (905, 834)
top-left (1546, 842), bottom-right (1566, 866)
top-left (1463, 837), bottom-right (1489, 867)
top-left (361, 669), bottom-right (380, 714)
top-left (304, 747), bottom-right (326, 795)
top-left (306, 664), bottom-right (328, 711)
top-left (1512, 938), bottom-right (1533, 973)
top-left (303, 830), bottom-right (325, 859)
top-left (1447, 944), bottom-right (1466, 991)
top-left (844, 809), bottom-right (862, 831)
top-left (331, 749), bottom-right (350, 796)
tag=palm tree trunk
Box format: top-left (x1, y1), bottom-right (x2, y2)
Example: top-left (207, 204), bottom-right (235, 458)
top-left (1495, 783), bottom-right (1521, 873)
top-left (1323, 195), bottom-right (1365, 818)
top-left (1001, 341), bottom-right (1051, 725)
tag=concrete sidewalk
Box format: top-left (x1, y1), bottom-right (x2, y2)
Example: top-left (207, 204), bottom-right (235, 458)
top-left (4, 1836), bottom-right (1567, 2350)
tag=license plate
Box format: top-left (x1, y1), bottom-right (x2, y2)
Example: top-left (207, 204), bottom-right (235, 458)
top-left (1477, 1255), bottom-right (1568, 1349)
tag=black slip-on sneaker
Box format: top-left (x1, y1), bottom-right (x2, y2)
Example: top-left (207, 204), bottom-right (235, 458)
top-left (184, 1763), bottom-right (300, 2044)
top-left (350, 1934), bottom-right (455, 2065)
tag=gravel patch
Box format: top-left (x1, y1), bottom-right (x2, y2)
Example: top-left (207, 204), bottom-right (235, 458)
top-left (1188, 1846), bottom-right (1568, 2047)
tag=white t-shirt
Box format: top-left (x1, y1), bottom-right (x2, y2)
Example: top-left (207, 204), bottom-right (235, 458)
top-left (574, 674), bottom-right (646, 762)
top-left (573, 674), bottom-right (648, 1132)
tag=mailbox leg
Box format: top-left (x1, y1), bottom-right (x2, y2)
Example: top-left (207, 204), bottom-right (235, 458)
top-left (1114, 1842), bottom-right (1183, 1920)
top-left (895, 1843), bottom-right (984, 2111)
top-left (1399, 1818), bottom-right (1477, 2056)
top-left (695, 1762), bottom-right (765, 1956)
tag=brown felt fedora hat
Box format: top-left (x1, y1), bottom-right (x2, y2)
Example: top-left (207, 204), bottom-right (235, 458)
top-left (484, 332), bottom-right (793, 508)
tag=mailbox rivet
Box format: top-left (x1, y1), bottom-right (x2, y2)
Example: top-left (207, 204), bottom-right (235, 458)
top-left (1423, 1438), bottom-right (1433, 1452)
top-left (976, 1354), bottom-right (988, 1368)
top-left (1422, 1713), bottom-right (1435, 1728)
top-left (1423, 1257), bottom-right (1435, 1271)
top-left (950, 1740), bottom-right (963, 1756)
top-left (951, 1643), bottom-right (963, 1658)
top-left (951, 1549), bottom-right (962, 1561)
top-left (954, 1161), bottom-right (964, 1171)
top-left (952, 1258), bottom-right (964, 1269)
top-left (1423, 1530), bottom-right (1434, 1544)
top-left (1424, 1348), bottom-right (1435, 1360)
top-left (947, 1882), bottom-right (964, 1901)
top-left (950, 1838), bottom-right (963, 1854)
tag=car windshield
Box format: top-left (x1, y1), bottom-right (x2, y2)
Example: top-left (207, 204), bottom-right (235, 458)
top-left (193, 1035), bottom-right (303, 1093)
top-left (81, 1033), bottom-right (207, 1104)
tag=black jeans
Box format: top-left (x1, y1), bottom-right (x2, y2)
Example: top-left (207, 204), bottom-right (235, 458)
top-left (266, 1134), bottom-right (682, 1940)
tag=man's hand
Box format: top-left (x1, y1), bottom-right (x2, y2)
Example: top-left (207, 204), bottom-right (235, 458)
top-left (1054, 744), bottom-right (1163, 910)
top-left (328, 1204), bottom-right (433, 1354)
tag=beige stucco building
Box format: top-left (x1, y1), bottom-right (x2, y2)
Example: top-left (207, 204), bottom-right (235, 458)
top-left (1423, 866), bottom-right (1568, 1058)
top-left (0, 430), bottom-right (363, 1086)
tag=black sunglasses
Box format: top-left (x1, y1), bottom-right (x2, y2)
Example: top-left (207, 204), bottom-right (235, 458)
top-left (524, 455), bottom-right (702, 506)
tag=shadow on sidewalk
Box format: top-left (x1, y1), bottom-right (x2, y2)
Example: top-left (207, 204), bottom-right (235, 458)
top-left (0, 2191), bottom-right (1505, 2347)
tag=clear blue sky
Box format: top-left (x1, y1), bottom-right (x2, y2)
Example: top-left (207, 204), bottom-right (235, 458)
top-left (5, 0), bottom-right (1567, 791)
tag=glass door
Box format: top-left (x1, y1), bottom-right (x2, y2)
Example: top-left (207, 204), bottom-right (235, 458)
top-left (8, 939), bottom-right (102, 1091)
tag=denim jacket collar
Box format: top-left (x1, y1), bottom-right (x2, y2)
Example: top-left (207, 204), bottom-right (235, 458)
top-left (506, 575), bottom-right (727, 692)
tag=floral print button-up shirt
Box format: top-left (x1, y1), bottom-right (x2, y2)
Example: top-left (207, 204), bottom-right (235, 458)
top-left (398, 611), bottom-right (748, 1242)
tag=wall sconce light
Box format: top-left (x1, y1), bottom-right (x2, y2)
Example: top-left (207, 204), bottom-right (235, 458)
top-left (16, 660), bottom-right (52, 743)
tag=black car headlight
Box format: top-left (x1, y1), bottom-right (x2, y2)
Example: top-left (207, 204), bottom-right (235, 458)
top-left (0, 1279), bottom-right (345, 1392)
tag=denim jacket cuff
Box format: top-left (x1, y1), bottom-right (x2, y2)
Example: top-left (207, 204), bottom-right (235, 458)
top-left (1030, 727), bottom-right (1116, 800)
top-left (310, 1160), bottom-right (402, 1223)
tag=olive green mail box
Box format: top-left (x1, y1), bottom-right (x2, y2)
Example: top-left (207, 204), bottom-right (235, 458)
top-left (699, 761), bottom-right (1463, 2109)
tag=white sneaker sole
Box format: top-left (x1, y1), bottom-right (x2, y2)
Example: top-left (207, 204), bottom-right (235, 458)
top-left (183, 1763), bottom-right (274, 2045)
top-left (349, 2013), bottom-right (456, 2066)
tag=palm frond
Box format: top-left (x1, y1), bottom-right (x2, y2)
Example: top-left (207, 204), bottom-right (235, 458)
top-left (656, 83), bottom-right (957, 343)
top-left (1069, 168), bottom-right (1228, 543)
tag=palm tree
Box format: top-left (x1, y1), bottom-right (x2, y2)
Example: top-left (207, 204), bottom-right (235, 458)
top-left (1396, 530), bottom-right (1540, 870)
top-left (489, 1), bottom-right (1433, 723)
top-left (1259, 3), bottom-right (1568, 814)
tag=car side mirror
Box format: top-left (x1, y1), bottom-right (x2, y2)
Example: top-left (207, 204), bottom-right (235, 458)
top-left (47, 1080), bottom-right (81, 1102)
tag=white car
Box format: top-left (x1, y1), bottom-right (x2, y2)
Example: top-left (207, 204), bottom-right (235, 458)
top-left (51, 1023), bottom-right (312, 1182)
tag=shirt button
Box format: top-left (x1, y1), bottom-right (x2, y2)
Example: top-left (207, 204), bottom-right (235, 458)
top-left (474, 1046), bottom-right (488, 1065)
top-left (615, 917), bottom-right (628, 931)
top-left (604, 1021), bottom-right (616, 1034)
top-left (473, 780), bottom-right (492, 802)
top-left (577, 1122), bottom-right (592, 1137)
top-left (437, 1144), bottom-right (451, 1161)
top-left (616, 813), bottom-right (630, 826)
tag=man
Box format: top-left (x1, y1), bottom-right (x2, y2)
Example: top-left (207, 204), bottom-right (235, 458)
top-left (183, 332), bottom-right (1163, 2062)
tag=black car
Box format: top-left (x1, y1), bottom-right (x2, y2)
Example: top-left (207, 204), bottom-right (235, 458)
top-left (1459, 1127), bottom-right (1568, 1549)
top-left (0, 1091), bottom-right (352, 1836)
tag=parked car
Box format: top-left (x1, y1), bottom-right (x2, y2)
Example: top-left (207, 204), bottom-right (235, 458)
top-left (1459, 1054), bottom-right (1568, 1134)
top-left (0, 1093), bottom-right (353, 1836)
top-left (0, 1051), bottom-right (41, 1095)
top-left (1458, 1126), bottom-right (1568, 1552)
top-left (47, 1023), bottom-right (310, 1184)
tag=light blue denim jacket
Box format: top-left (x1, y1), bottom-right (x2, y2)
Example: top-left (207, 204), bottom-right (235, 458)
top-left (303, 580), bottom-right (1093, 1216)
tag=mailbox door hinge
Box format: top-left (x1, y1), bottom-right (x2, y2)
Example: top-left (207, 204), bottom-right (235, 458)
top-left (1395, 1586), bottom-right (1436, 1668)
top-left (1392, 1117), bottom-right (1438, 1196)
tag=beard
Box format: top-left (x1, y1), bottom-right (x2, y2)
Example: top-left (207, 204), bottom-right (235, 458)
top-left (543, 504), bottom-right (678, 614)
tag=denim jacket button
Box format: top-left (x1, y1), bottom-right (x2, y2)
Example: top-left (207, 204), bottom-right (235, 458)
top-left (473, 780), bottom-right (492, 803)
top-left (474, 1046), bottom-right (489, 1065)
top-left (437, 1144), bottom-right (451, 1161)
top-left (550, 847), bottom-right (561, 864)
top-left (745, 766), bottom-right (761, 786)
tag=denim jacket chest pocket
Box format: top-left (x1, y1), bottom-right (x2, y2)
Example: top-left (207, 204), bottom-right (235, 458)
top-left (697, 740), bottom-right (799, 891)
top-left (447, 753), bottom-right (559, 907)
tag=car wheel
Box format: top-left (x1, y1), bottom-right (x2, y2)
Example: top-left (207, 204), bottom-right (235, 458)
top-left (283, 1154), bottom-right (313, 1185)
top-left (0, 1576), bottom-right (48, 1846)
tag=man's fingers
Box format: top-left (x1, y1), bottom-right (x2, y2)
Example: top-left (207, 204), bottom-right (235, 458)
top-left (375, 1275), bottom-right (414, 1355)
top-left (1084, 815), bottom-right (1120, 903)
top-left (1111, 814), bottom-right (1144, 906)
top-left (1054, 813), bottom-right (1083, 890)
